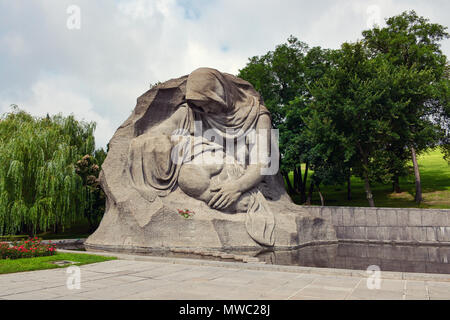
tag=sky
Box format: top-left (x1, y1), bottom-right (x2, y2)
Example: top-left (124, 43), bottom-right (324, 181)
top-left (1, 0), bottom-right (449, 148)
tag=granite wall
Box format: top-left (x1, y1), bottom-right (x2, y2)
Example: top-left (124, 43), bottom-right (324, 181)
top-left (303, 206), bottom-right (450, 245)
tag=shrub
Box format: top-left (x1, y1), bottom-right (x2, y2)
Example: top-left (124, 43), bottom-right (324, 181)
top-left (0, 237), bottom-right (57, 260)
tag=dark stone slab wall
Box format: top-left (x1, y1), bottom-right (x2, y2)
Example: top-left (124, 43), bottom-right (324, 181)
top-left (303, 206), bottom-right (450, 246)
top-left (256, 243), bottom-right (450, 274)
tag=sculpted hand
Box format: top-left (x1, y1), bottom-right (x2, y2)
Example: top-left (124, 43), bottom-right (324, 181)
top-left (208, 183), bottom-right (242, 210)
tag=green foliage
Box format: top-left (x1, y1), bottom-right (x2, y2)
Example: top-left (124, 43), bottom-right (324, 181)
top-left (0, 237), bottom-right (56, 260)
top-left (362, 10), bottom-right (450, 157)
top-left (75, 154), bottom-right (105, 231)
top-left (0, 252), bottom-right (117, 274)
top-left (239, 37), bottom-right (334, 202)
top-left (289, 150), bottom-right (450, 209)
top-left (0, 107), bottom-right (103, 235)
top-left (239, 11), bottom-right (449, 207)
top-left (239, 36), bottom-right (310, 128)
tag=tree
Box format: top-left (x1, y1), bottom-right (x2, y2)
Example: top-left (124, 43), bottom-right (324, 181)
top-left (0, 107), bottom-right (102, 235)
top-left (75, 154), bottom-right (105, 232)
top-left (308, 42), bottom-right (426, 207)
top-left (239, 37), bottom-right (333, 203)
top-left (362, 10), bottom-right (450, 204)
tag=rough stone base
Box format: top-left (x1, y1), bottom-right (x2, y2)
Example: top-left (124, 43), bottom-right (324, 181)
top-left (85, 197), bottom-right (337, 253)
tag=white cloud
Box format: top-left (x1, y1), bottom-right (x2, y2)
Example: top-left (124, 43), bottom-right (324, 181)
top-left (1, 33), bottom-right (28, 56)
top-left (1, 74), bottom-right (114, 148)
top-left (0, 0), bottom-right (449, 149)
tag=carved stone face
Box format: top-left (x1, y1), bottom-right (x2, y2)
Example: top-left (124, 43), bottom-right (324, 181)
top-left (186, 67), bottom-right (229, 115)
top-left (187, 99), bottom-right (224, 114)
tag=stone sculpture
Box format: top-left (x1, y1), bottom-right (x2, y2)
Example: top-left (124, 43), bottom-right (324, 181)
top-left (85, 68), bottom-right (336, 253)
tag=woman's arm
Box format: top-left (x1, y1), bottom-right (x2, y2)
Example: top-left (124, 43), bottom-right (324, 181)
top-left (208, 113), bottom-right (273, 210)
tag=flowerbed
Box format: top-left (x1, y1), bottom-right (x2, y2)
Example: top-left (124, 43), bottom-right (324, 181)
top-left (0, 237), bottom-right (56, 260)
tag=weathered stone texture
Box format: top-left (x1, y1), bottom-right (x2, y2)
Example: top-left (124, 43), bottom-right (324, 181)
top-left (86, 69), bottom-right (337, 253)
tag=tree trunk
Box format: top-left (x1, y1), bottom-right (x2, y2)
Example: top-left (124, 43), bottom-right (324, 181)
top-left (293, 167), bottom-right (299, 192)
top-left (301, 162), bottom-right (309, 204)
top-left (297, 166), bottom-right (303, 196)
top-left (317, 185), bottom-right (325, 206)
top-left (392, 175), bottom-right (401, 193)
top-left (411, 147), bottom-right (422, 204)
top-left (347, 170), bottom-right (352, 201)
top-left (363, 171), bottom-right (375, 207)
top-left (284, 173), bottom-right (295, 194)
top-left (306, 181), bottom-right (314, 205)
top-left (358, 144), bottom-right (375, 207)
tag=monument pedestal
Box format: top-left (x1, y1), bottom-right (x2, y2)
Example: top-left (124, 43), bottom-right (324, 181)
top-left (85, 189), bottom-right (336, 253)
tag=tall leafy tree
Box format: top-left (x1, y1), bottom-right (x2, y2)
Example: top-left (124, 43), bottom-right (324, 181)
top-left (0, 107), bottom-right (103, 235)
top-left (307, 42), bottom-right (431, 207)
top-left (362, 10), bottom-right (450, 203)
top-left (239, 37), bottom-right (333, 203)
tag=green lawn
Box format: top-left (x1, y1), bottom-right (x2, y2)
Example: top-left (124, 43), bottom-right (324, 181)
top-left (0, 252), bottom-right (117, 275)
top-left (288, 149), bottom-right (450, 209)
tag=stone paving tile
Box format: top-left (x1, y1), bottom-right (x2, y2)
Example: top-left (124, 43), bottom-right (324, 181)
top-left (288, 295), bottom-right (326, 300)
top-left (208, 269), bottom-right (287, 286)
top-left (34, 284), bottom-right (97, 297)
top-left (405, 293), bottom-right (429, 300)
top-left (308, 275), bottom-right (361, 288)
top-left (81, 260), bottom-right (161, 274)
top-left (426, 281), bottom-right (450, 300)
top-left (0, 281), bottom-right (54, 297)
top-left (404, 280), bottom-right (429, 300)
top-left (2, 291), bottom-right (61, 300)
top-left (340, 278), bottom-right (406, 300)
top-left (119, 286), bottom-right (227, 300)
top-left (57, 278), bottom-right (173, 300)
top-left (377, 279), bottom-right (406, 291)
top-left (260, 276), bottom-right (317, 299)
top-left (153, 283), bottom-right (268, 300)
top-left (81, 275), bottom-right (148, 288)
top-left (54, 294), bottom-right (90, 300)
top-left (290, 284), bottom-right (354, 300)
top-left (149, 266), bottom-right (238, 283)
top-left (346, 290), bottom-right (404, 300)
top-left (131, 264), bottom-right (194, 279)
top-left (63, 283), bottom-right (147, 299)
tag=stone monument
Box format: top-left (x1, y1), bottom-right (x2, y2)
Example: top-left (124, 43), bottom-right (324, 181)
top-left (85, 68), bottom-right (336, 253)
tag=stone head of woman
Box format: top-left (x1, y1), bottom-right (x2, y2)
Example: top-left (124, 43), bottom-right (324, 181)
top-left (186, 68), bottom-right (232, 115)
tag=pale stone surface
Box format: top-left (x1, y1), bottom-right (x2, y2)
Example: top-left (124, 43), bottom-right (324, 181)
top-left (1, 259), bottom-right (449, 300)
top-left (86, 68), bottom-right (336, 252)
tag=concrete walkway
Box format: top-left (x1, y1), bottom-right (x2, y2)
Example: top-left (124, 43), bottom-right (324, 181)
top-left (1, 254), bottom-right (449, 300)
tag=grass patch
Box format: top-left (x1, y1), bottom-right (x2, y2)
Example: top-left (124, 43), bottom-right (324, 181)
top-left (0, 252), bottom-right (117, 275)
top-left (288, 149), bottom-right (450, 209)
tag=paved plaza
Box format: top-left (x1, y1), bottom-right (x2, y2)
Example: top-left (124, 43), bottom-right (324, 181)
top-left (0, 256), bottom-right (449, 300)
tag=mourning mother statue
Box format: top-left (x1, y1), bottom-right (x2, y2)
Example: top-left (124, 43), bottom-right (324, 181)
top-left (85, 68), bottom-right (336, 252)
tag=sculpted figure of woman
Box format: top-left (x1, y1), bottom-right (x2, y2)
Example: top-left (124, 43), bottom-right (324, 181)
top-left (128, 68), bottom-right (276, 246)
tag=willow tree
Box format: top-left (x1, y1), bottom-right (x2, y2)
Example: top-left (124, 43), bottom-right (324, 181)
top-left (0, 107), bottom-right (97, 235)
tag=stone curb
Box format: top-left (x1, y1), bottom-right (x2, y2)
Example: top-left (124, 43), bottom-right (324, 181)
top-left (58, 249), bottom-right (450, 283)
top-left (42, 239), bottom-right (86, 245)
